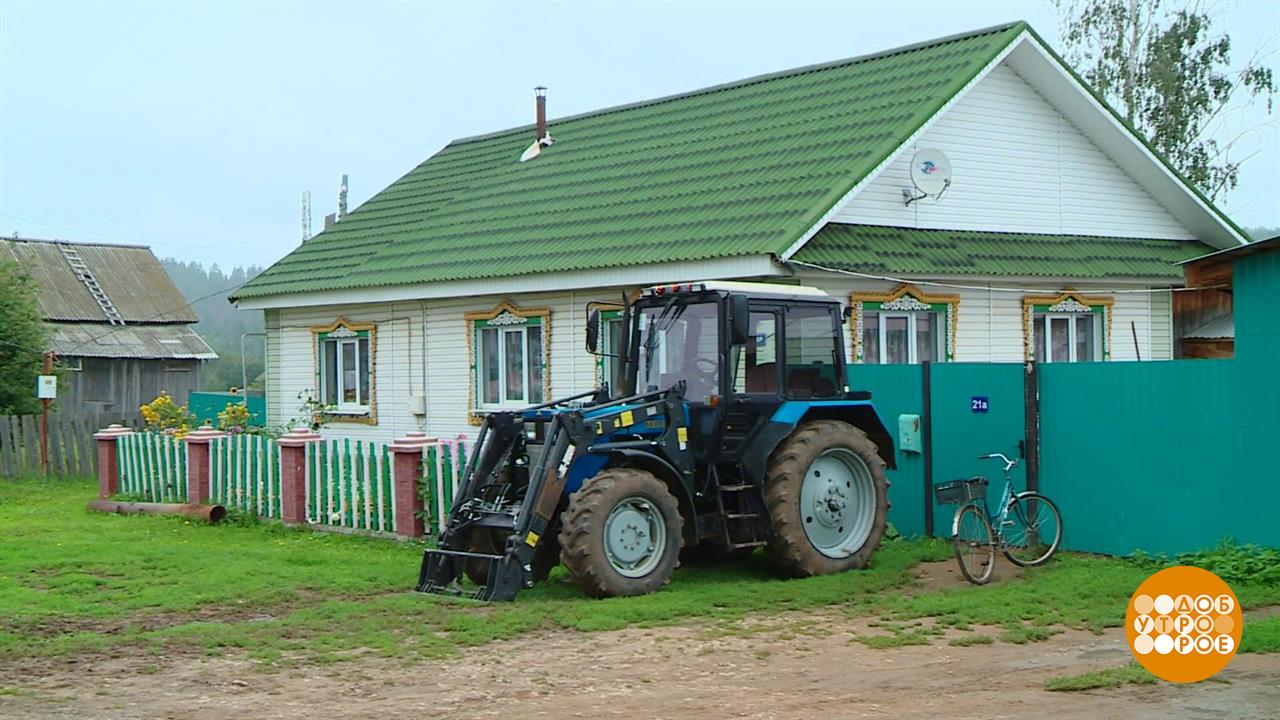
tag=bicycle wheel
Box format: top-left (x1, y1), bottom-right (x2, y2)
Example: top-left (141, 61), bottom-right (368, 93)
top-left (1001, 492), bottom-right (1062, 567)
top-left (952, 503), bottom-right (995, 585)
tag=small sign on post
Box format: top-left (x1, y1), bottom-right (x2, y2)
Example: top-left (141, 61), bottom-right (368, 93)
top-left (37, 375), bottom-right (58, 400)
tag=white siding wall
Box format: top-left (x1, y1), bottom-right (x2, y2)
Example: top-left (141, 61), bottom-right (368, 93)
top-left (264, 279), bottom-right (1176, 440)
top-left (796, 271), bottom-right (1174, 365)
top-left (266, 301), bottom-right (426, 443)
top-left (423, 288), bottom-right (627, 440)
top-left (831, 62), bottom-right (1194, 240)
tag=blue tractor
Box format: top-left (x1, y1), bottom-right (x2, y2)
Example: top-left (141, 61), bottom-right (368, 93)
top-left (417, 281), bottom-right (894, 600)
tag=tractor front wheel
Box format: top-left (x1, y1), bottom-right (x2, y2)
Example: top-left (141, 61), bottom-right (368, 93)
top-left (559, 468), bottom-right (683, 598)
top-left (764, 420), bottom-right (890, 577)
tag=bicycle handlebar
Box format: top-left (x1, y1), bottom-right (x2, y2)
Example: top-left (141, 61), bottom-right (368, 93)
top-left (978, 452), bottom-right (1018, 473)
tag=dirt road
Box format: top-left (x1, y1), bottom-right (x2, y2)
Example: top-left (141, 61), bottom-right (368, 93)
top-left (3, 607), bottom-right (1277, 720)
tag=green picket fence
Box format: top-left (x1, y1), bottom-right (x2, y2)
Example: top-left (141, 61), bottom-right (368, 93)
top-left (421, 437), bottom-right (468, 536)
top-left (116, 431), bottom-right (187, 502)
top-left (306, 438), bottom-right (395, 533)
top-left (210, 434), bottom-right (281, 517)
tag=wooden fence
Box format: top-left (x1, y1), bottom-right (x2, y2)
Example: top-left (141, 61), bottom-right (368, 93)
top-left (212, 434), bottom-right (281, 518)
top-left (117, 431), bottom-right (188, 502)
top-left (422, 438), bottom-right (468, 536)
top-left (306, 438), bottom-right (395, 533)
top-left (0, 411), bottom-right (142, 479)
top-left (86, 428), bottom-right (471, 539)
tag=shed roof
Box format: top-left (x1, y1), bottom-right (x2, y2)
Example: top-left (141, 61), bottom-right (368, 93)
top-left (794, 225), bottom-right (1212, 279)
top-left (1, 238), bottom-right (197, 323)
top-left (47, 323), bottom-right (217, 360)
top-left (1183, 315), bottom-right (1234, 341)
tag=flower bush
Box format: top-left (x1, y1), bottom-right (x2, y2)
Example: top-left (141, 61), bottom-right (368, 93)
top-left (140, 391), bottom-right (195, 437)
top-left (216, 402), bottom-right (252, 433)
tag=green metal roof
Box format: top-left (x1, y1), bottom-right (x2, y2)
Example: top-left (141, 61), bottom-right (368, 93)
top-left (234, 23), bottom-right (1028, 299)
top-left (794, 224), bottom-right (1213, 279)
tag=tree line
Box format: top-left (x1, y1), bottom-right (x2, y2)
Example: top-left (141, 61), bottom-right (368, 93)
top-left (159, 259), bottom-right (266, 393)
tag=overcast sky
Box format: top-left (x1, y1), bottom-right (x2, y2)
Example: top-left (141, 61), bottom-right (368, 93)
top-left (1, 0), bottom-right (1276, 271)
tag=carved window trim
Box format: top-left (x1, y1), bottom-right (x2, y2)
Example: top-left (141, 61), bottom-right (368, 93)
top-left (310, 317), bottom-right (378, 425)
top-left (465, 301), bottom-right (552, 425)
top-left (1021, 291), bottom-right (1115, 362)
top-left (849, 284), bottom-right (960, 363)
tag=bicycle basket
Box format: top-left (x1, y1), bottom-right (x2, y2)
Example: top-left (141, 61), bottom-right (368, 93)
top-left (933, 477), bottom-right (988, 505)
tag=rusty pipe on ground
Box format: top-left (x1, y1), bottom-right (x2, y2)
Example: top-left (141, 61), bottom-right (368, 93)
top-left (86, 499), bottom-right (227, 524)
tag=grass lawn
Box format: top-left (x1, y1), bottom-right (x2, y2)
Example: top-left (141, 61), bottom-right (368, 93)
top-left (2, 477), bottom-right (1277, 670)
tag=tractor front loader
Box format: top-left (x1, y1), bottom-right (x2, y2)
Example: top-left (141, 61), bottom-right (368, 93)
top-left (416, 386), bottom-right (691, 601)
top-left (417, 281), bottom-right (897, 601)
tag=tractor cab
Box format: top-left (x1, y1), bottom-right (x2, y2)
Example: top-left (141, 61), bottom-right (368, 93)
top-left (417, 281), bottom-right (894, 602)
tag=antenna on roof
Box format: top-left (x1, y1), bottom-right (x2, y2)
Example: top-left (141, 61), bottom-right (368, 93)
top-left (300, 191), bottom-right (312, 243)
top-left (903, 148), bottom-right (953, 206)
top-left (337, 174), bottom-right (349, 219)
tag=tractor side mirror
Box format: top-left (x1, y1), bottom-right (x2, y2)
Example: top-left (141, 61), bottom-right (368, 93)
top-left (729, 295), bottom-right (750, 345)
top-left (585, 308), bottom-right (601, 354)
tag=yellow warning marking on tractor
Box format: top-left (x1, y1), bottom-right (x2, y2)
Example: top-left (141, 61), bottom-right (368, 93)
top-left (620, 410), bottom-right (635, 427)
top-left (526, 531), bottom-right (540, 547)
top-left (677, 427), bottom-right (688, 443)
top-left (595, 422), bottom-right (604, 434)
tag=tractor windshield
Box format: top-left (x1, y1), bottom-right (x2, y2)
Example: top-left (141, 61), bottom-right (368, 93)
top-left (636, 300), bottom-right (720, 403)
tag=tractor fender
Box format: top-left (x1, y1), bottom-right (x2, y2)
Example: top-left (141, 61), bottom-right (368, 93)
top-left (743, 401), bottom-right (897, 475)
top-left (599, 449), bottom-right (698, 547)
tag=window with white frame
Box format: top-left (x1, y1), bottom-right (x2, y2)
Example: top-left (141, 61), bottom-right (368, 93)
top-left (1031, 312), bottom-right (1100, 362)
top-left (471, 305), bottom-right (547, 412)
top-left (861, 310), bottom-right (942, 364)
top-left (316, 321), bottom-right (374, 415)
top-left (1023, 294), bottom-right (1111, 363)
top-left (852, 286), bottom-right (958, 365)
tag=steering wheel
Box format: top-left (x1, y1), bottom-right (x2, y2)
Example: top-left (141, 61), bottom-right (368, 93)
top-left (692, 356), bottom-right (718, 382)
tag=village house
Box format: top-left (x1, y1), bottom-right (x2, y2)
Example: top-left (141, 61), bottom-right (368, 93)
top-left (230, 22), bottom-right (1247, 441)
top-left (2, 237), bottom-right (217, 415)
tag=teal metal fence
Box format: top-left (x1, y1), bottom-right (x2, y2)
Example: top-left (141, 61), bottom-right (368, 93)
top-left (928, 364), bottom-right (1027, 537)
top-left (1039, 359), bottom-right (1277, 556)
top-left (853, 354), bottom-right (1277, 555)
top-left (849, 364), bottom-right (926, 537)
top-left (189, 392), bottom-right (267, 428)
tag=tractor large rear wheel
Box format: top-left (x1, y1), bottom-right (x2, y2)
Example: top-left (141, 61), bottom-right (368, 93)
top-left (559, 468), bottom-right (683, 598)
top-left (764, 420), bottom-right (890, 577)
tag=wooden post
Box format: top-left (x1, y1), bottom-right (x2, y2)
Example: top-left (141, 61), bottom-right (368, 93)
top-left (1023, 361), bottom-right (1040, 494)
top-left (277, 429), bottom-right (321, 526)
top-left (40, 351), bottom-right (54, 474)
top-left (184, 426), bottom-right (224, 505)
top-left (390, 432), bottom-right (437, 538)
top-left (93, 425), bottom-right (134, 499)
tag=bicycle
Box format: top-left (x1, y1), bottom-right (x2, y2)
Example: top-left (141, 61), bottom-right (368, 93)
top-left (934, 453), bottom-right (1063, 585)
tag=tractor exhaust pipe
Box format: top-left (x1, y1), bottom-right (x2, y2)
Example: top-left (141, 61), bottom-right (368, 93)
top-left (87, 500), bottom-right (227, 524)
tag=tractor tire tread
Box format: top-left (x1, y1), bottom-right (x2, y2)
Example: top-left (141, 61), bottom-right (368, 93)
top-left (764, 420), bottom-right (891, 578)
top-left (558, 467), bottom-right (683, 599)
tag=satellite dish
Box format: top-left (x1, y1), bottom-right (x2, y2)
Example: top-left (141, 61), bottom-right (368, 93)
top-left (909, 148), bottom-right (952, 197)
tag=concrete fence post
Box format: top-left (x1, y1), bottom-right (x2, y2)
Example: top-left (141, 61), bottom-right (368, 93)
top-left (183, 426), bottom-right (224, 505)
top-left (93, 425), bottom-right (134, 499)
top-left (277, 429), bottom-right (322, 526)
top-left (390, 432), bottom-right (437, 538)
